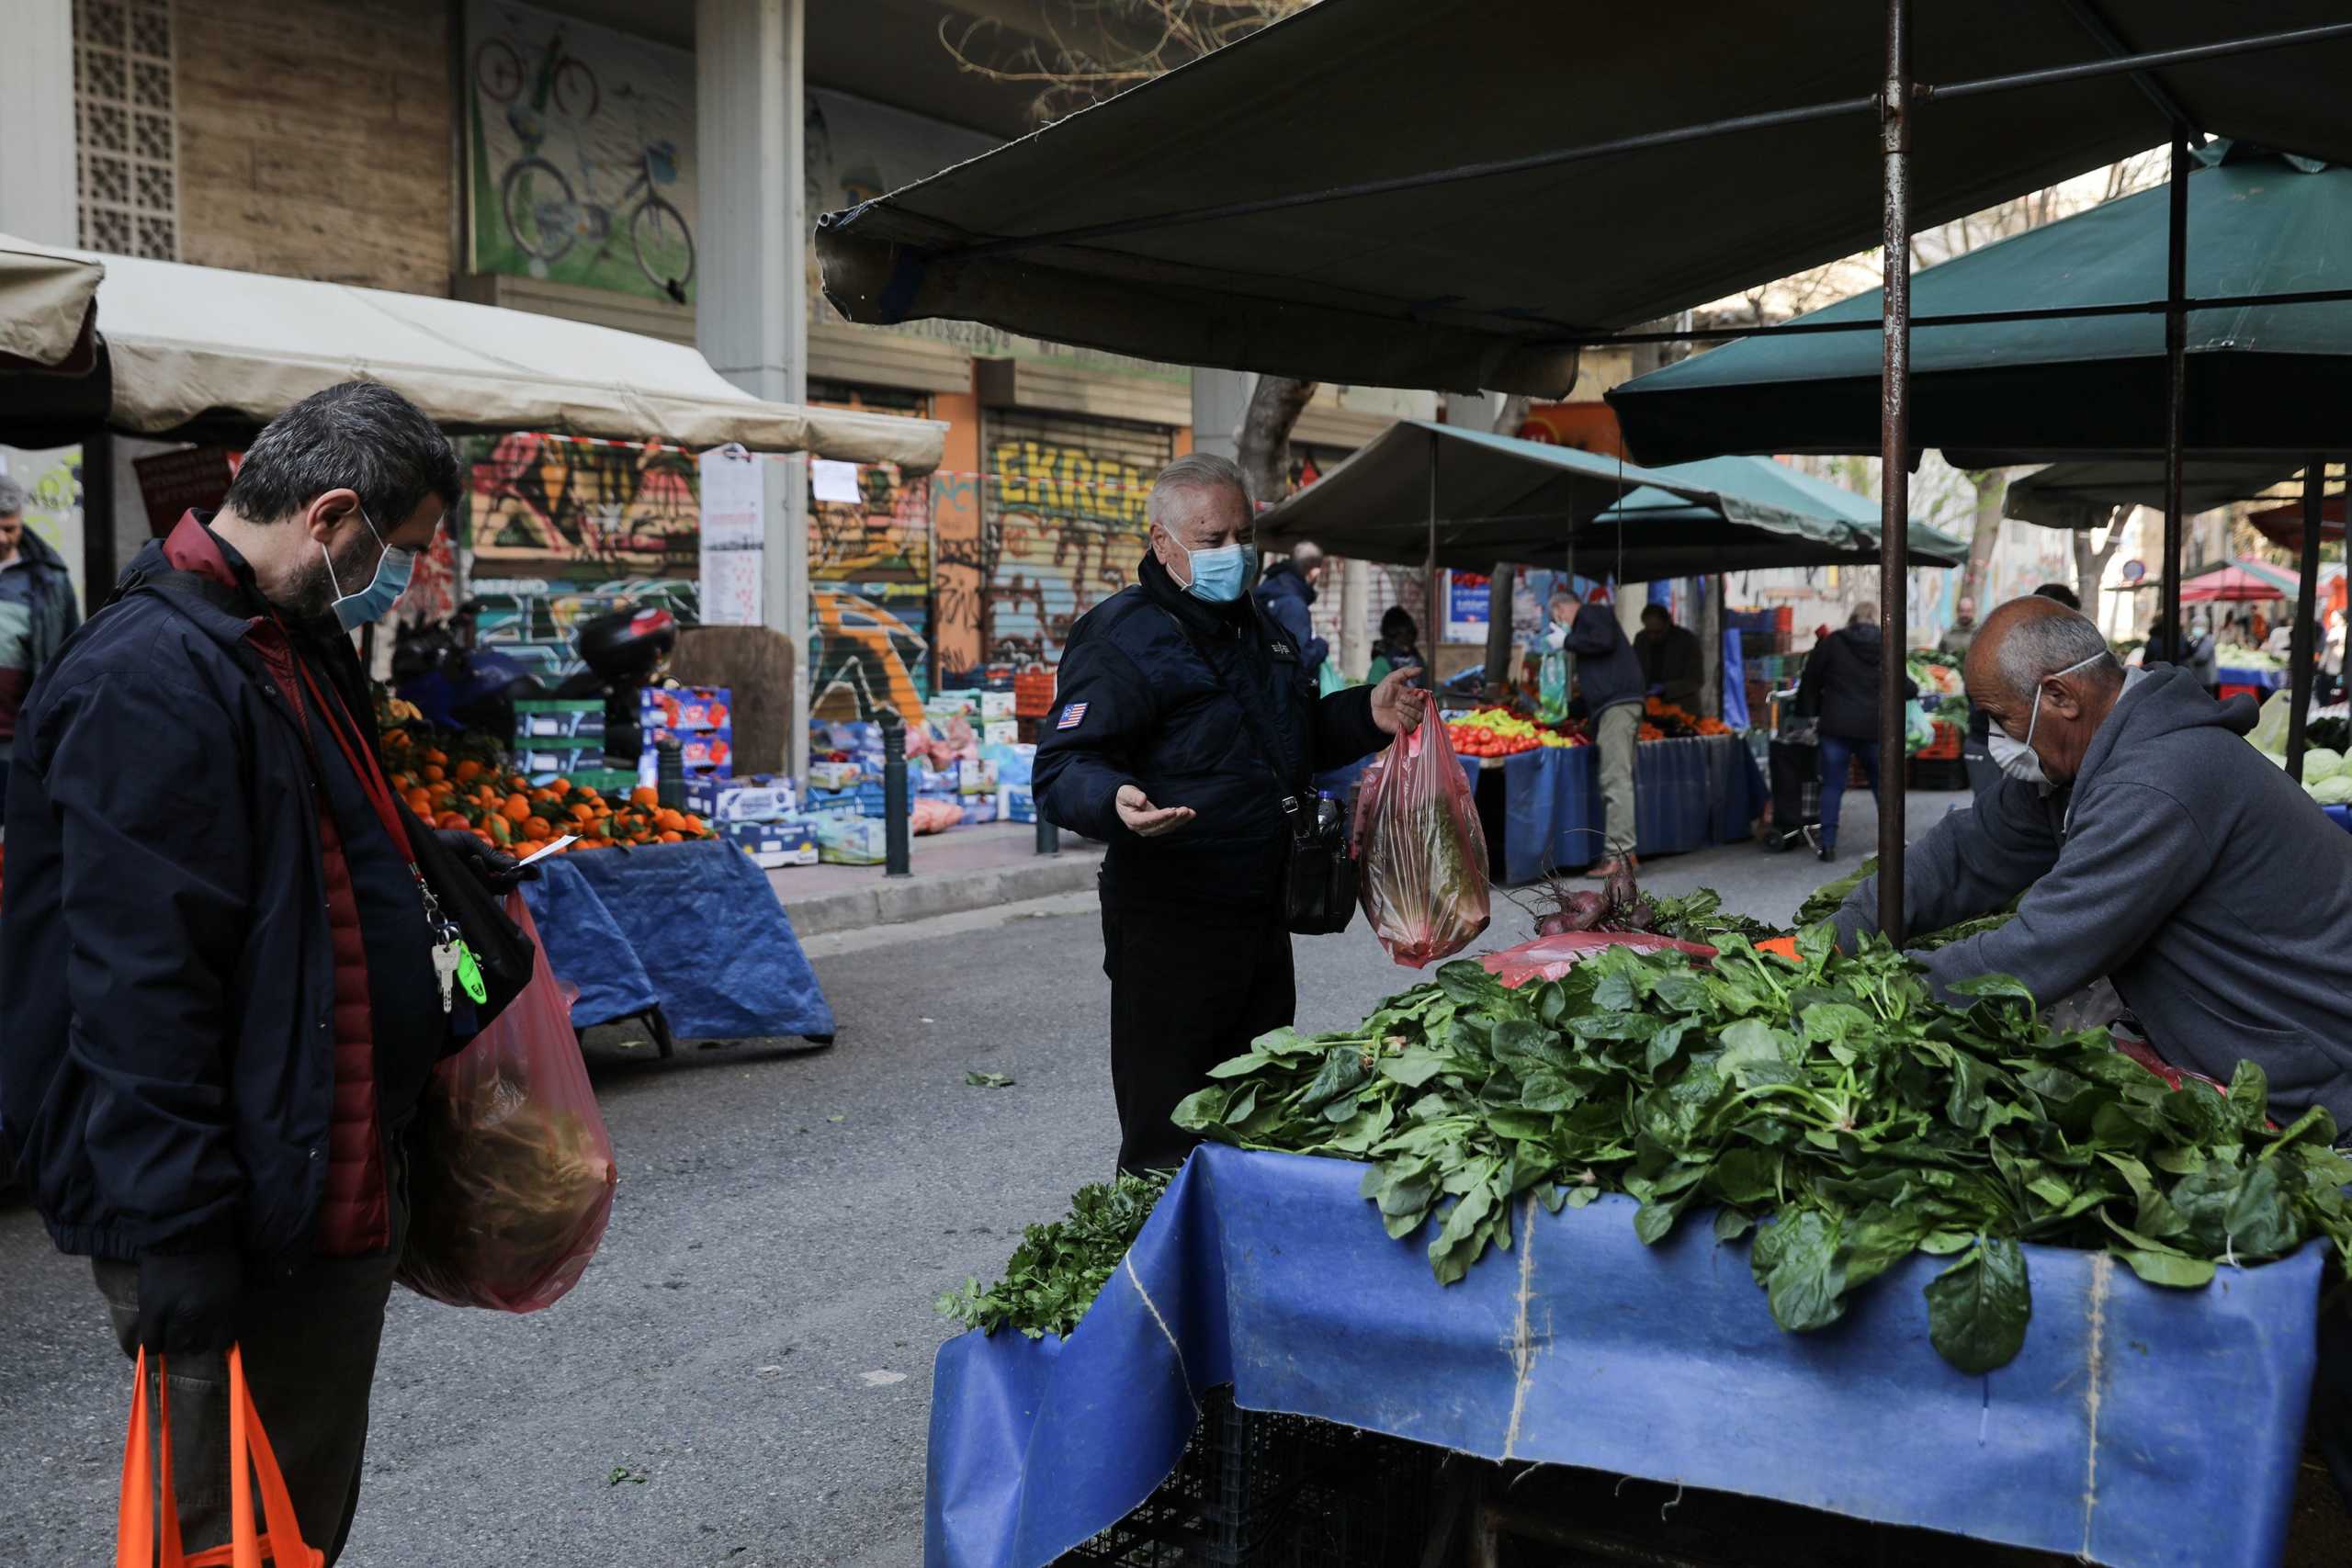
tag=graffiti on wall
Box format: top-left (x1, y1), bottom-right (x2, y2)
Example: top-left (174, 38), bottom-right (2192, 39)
top-left (466, 0), bottom-right (697, 303)
top-left (458, 433), bottom-right (699, 678)
top-left (975, 438), bottom-right (1158, 672)
top-left (809, 462), bottom-right (933, 721)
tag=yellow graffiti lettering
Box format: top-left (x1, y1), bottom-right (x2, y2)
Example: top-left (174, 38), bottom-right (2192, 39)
top-left (991, 441), bottom-right (1027, 506)
top-left (1023, 442), bottom-right (1057, 514)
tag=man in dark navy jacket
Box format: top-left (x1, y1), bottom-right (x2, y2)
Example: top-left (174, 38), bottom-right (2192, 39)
top-left (1553, 587), bottom-right (1645, 877)
top-left (1035, 454), bottom-right (1427, 1172)
top-left (0, 382), bottom-right (520, 1564)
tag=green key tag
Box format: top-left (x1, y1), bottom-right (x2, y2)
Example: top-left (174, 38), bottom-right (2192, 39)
top-left (453, 940), bottom-right (489, 1006)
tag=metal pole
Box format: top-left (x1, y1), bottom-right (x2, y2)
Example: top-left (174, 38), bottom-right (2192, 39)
top-left (2160, 133), bottom-right (2190, 660)
top-left (1427, 429), bottom-right (1441, 679)
top-left (2287, 458), bottom-right (2324, 781)
top-left (882, 715), bottom-right (911, 876)
top-left (1876, 0), bottom-right (1911, 945)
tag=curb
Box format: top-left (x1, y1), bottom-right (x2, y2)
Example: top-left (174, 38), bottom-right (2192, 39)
top-left (776, 844), bottom-right (1104, 937)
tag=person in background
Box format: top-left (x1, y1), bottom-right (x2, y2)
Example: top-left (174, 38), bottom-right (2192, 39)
top-left (1033, 457), bottom-right (1425, 1173)
top-left (1553, 587), bottom-right (1645, 877)
top-left (0, 382), bottom-right (527, 1566)
top-left (1634, 602), bottom-right (1703, 709)
top-left (2031, 581), bottom-right (2080, 611)
top-left (2187, 615), bottom-right (2220, 695)
top-left (2324, 608), bottom-right (2346, 705)
top-left (0, 476), bottom-right (83, 828)
top-left (1364, 605), bottom-right (1428, 689)
top-left (1252, 539), bottom-right (1329, 681)
top-left (1797, 601), bottom-right (1917, 862)
top-left (1939, 594), bottom-right (1980, 660)
top-left (1940, 595), bottom-right (1996, 795)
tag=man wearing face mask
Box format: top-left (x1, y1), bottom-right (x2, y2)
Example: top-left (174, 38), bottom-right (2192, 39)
top-left (1035, 453), bottom-right (1428, 1173)
top-left (0, 381), bottom-right (528, 1565)
top-left (1830, 595), bottom-right (2352, 1128)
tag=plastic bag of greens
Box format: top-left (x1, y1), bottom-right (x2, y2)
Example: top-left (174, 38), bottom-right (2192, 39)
top-left (398, 894), bottom-right (617, 1313)
top-left (1352, 716), bottom-right (1491, 966)
top-left (1903, 698), bottom-right (1937, 756)
top-left (2248, 688), bottom-right (2295, 752)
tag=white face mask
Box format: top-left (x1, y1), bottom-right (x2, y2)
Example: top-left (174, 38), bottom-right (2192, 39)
top-left (1989, 652), bottom-right (2106, 791)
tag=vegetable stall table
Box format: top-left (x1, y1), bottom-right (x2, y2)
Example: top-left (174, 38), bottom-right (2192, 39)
top-left (926, 1145), bottom-right (2324, 1568)
top-left (519, 840), bottom-right (835, 1049)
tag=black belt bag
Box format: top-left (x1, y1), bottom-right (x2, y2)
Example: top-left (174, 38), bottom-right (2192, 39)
top-left (1163, 610), bottom-right (1358, 935)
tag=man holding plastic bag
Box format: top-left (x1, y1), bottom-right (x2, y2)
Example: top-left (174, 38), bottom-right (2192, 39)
top-left (0, 385), bottom-right (537, 1564)
top-left (1036, 454), bottom-right (1429, 1174)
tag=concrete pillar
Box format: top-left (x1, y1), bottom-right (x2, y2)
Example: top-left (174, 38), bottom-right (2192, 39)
top-left (0, 0), bottom-right (77, 244)
top-left (696, 0), bottom-right (809, 781)
top-left (1190, 369), bottom-right (1250, 465)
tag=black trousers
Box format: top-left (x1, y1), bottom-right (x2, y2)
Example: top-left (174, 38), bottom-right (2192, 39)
top-left (1102, 893), bottom-right (1295, 1175)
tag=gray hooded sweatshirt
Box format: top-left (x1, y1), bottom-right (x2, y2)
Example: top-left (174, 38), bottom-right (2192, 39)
top-left (1835, 665), bottom-right (2352, 1128)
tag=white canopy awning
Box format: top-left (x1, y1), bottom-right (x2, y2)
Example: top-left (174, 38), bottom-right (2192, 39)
top-left (18, 238), bottom-right (943, 471)
top-left (0, 232), bottom-right (102, 369)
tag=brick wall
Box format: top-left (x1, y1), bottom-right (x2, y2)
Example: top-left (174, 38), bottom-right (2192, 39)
top-left (175, 0), bottom-right (452, 296)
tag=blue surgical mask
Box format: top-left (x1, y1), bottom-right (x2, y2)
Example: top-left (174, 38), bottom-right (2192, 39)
top-left (1176, 539), bottom-right (1257, 604)
top-left (322, 506), bottom-right (416, 632)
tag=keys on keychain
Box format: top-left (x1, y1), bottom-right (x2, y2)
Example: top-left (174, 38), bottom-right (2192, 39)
top-left (430, 940), bottom-right (461, 1013)
top-left (427, 913), bottom-right (489, 1012)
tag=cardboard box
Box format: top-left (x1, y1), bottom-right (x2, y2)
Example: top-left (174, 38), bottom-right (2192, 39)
top-left (723, 818), bottom-right (819, 868)
top-left (959, 797), bottom-right (999, 827)
top-left (514, 699), bottom-right (607, 741)
top-left (957, 759), bottom-right (999, 795)
top-left (642, 685), bottom-right (732, 732)
top-left (806, 759), bottom-right (865, 791)
top-left (998, 784), bottom-right (1036, 824)
top-left (516, 748), bottom-right (604, 777)
top-left (642, 728), bottom-right (734, 774)
top-left (686, 774), bottom-right (799, 823)
top-left (924, 689), bottom-right (983, 723)
top-left (978, 690), bottom-right (1017, 721)
top-left (983, 719), bottom-right (1020, 749)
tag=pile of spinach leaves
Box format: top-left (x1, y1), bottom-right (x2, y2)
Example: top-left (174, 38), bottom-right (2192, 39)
top-left (1173, 929), bottom-right (2352, 1372)
top-left (1794, 856), bottom-right (2020, 951)
top-left (938, 1172), bottom-right (1167, 1340)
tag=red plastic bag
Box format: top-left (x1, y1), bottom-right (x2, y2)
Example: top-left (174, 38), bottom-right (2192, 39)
top-left (396, 894), bottom-right (617, 1313)
top-left (1481, 930), bottom-right (1719, 988)
top-left (1353, 718), bottom-right (1491, 966)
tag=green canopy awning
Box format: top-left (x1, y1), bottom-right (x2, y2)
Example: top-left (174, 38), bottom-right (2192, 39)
top-left (2002, 456), bottom-right (2301, 529)
top-left (1609, 144), bottom-right (2352, 467)
top-left (1253, 423), bottom-right (1959, 581)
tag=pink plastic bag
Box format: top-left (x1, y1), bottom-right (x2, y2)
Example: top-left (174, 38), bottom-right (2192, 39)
top-left (396, 894), bottom-right (617, 1313)
top-left (1353, 718), bottom-right (1491, 966)
top-left (1481, 930), bottom-right (1719, 988)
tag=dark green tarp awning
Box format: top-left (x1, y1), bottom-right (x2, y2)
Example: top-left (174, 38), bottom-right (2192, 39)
top-left (2003, 457), bottom-right (2301, 529)
top-left (1253, 423), bottom-right (1961, 581)
top-left (1610, 144), bottom-right (2352, 466)
top-left (818, 6), bottom-right (2352, 396)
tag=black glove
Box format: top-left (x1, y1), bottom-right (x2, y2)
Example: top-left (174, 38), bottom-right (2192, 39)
top-left (437, 828), bottom-right (537, 894)
top-left (134, 1248), bottom-right (243, 1356)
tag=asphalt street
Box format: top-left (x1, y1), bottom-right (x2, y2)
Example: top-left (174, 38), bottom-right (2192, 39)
top-left (2, 788), bottom-right (1958, 1567)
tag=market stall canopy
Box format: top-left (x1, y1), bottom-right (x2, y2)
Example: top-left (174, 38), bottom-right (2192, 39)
top-left (817, 5), bottom-right (2352, 396)
top-left (2004, 457), bottom-right (2301, 530)
top-left (2177, 559), bottom-right (2291, 602)
top-left (28, 239), bottom-right (943, 469)
top-left (1611, 144), bottom-right (2352, 467)
top-left (2247, 491), bottom-right (2346, 553)
top-left (0, 232), bottom-right (100, 370)
top-left (1252, 422), bottom-right (1960, 581)
top-left (1593, 455), bottom-right (1965, 570)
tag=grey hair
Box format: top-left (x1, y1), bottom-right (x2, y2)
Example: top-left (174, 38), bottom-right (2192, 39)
top-left (1849, 601), bottom-right (1878, 626)
top-left (0, 475), bottom-right (23, 516)
top-left (1146, 452), bottom-right (1252, 532)
top-left (221, 380), bottom-right (460, 527)
top-left (1996, 604), bottom-right (2120, 699)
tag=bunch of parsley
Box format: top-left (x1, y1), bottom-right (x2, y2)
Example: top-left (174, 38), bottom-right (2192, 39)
top-left (938, 1172), bottom-right (1169, 1340)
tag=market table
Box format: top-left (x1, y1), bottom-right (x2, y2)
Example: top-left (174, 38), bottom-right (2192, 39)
top-left (925, 1145), bottom-right (2323, 1568)
top-left (519, 840), bottom-right (835, 1043)
top-left (2219, 664), bottom-right (2287, 691)
top-left (1316, 733), bottom-right (1767, 885)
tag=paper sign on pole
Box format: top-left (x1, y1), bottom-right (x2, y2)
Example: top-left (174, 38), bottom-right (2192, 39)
top-left (810, 458), bottom-right (864, 504)
top-left (699, 443), bottom-right (766, 626)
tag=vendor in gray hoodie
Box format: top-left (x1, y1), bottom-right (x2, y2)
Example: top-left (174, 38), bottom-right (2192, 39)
top-left (1833, 594), bottom-right (2352, 1131)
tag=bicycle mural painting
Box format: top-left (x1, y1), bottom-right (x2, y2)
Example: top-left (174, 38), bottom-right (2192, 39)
top-left (465, 1), bottom-right (697, 304)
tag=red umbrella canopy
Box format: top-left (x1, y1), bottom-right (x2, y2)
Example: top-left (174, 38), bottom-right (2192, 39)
top-left (2245, 494), bottom-right (2346, 554)
top-left (2179, 562), bottom-right (2290, 603)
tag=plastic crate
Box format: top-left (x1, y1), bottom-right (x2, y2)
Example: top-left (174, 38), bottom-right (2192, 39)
top-left (1057, 1391), bottom-right (1439, 1568)
top-left (1909, 755), bottom-right (1970, 791)
top-left (1014, 669), bottom-right (1058, 718)
top-left (1917, 719), bottom-right (1962, 761)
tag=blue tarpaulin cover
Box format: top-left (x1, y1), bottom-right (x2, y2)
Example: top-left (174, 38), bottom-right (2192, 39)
top-left (926, 1145), bottom-right (2323, 1568)
top-left (1498, 736), bottom-right (1766, 881)
top-left (521, 841), bottom-right (834, 1040)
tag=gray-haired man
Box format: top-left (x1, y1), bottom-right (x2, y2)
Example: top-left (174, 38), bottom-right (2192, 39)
top-left (1035, 454), bottom-right (1427, 1172)
top-left (0, 474), bottom-right (82, 826)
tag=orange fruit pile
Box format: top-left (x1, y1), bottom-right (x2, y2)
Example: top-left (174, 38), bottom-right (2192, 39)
top-left (384, 729), bottom-right (716, 854)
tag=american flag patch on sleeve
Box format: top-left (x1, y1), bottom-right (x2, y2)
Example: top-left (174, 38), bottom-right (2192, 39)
top-left (1057, 701), bottom-right (1089, 730)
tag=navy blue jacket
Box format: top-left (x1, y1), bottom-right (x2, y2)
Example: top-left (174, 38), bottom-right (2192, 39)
top-left (1252, 561), bottom-right (1329, 676)
top-left (1798, 624), bottom-right (1918, 741)
top-left (1036, 553), bottom-right (1388, 906)
top-left (1, 526), bottom-right (447, 1269)
top-left (1566, 604), bottom-right (1645, 716)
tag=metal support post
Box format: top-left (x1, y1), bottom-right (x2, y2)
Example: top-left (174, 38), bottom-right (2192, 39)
top-left (2287, 458), bottom-right (2325, 780)
top-left (882, 716), bottom-right (910, 876)
top-left (2160, 133), bottom-right (2190, 656)
top-left (1875, 0), bottom-right (1912, 945)
top-left (1035, 807), bottom-right (1060, 855)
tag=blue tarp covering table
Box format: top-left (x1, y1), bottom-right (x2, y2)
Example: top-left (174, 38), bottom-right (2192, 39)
top-left (2218, 664), bottom-right (2286, 690)
top-left (519, 840), bottom-right (834, 1040)
top-left (926, 1145), bottom-right (2322, 1568)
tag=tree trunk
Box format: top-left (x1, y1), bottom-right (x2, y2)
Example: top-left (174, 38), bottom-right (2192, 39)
top-left (1235, 375), bottom-right (1318, 509)
top-left (1961, 468), bottom-right (2007, 607)
top-left (2073, 506), bottom-right (2126, 610)
top-left (1479, 396), bottom-right (1532, 694)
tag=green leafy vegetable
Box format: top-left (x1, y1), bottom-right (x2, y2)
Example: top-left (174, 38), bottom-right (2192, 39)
top-left (1794, 856), bottom-right (2022, 950)
top-left (1173, 926), bottom-right (2352, 1372)
top-left (937, 1173), bottom-right (1168, 1340)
